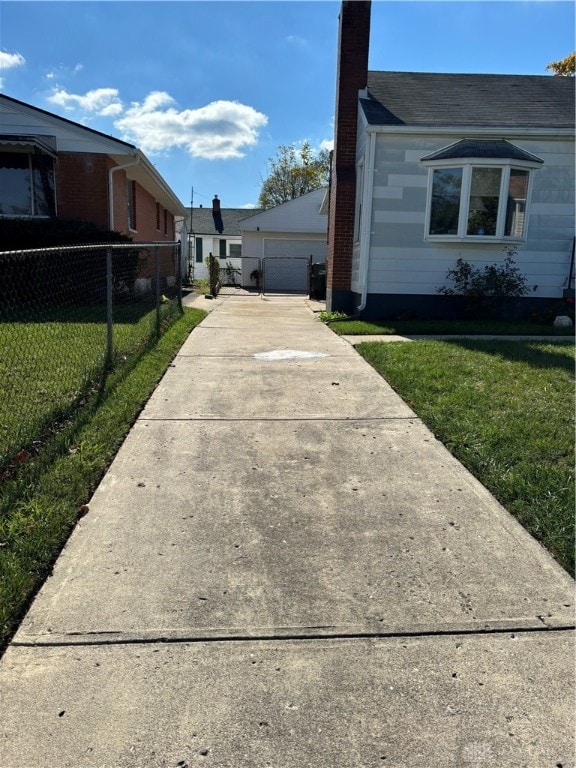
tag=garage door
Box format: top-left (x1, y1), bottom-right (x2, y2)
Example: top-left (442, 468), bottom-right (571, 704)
top-left (263, 239), bottom-right (327, 292)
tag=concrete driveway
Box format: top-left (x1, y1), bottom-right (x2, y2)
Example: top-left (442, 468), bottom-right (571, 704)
top-left (0, 293), bottom-right (573, 767)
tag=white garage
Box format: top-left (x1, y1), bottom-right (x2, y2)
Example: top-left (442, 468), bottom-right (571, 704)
top-left (240, 188), bottom-right (328, 292)
top-left (262, 238), bottom-right (328, 292)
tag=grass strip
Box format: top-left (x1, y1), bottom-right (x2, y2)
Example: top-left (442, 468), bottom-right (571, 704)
top-left (1, 300), bottom-right (181, 469)
top-left (357, 339), bottom-right (575, 576)
top-left (0, 307), bottom-right (206, 653)
top-left (327, 318), bottom-right (574, 336)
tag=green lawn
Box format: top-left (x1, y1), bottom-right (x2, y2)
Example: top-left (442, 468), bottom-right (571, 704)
top-left (327, 317), bottom-right (574, 336)
top-left (356, 339), bottom-right (575, 575)
top-left (0, 300), bottom-right (181, 471)
top-left (0, 307), bottom-right (206, 652)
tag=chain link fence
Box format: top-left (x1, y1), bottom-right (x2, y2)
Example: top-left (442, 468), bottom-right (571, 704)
top-left (0, 241), bottom-right (182, 475)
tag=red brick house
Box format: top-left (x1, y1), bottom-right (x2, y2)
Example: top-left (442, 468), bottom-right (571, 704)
top-left (0, 93), bottom-right (186, 283)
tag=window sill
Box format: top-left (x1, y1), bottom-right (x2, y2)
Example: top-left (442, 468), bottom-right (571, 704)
top-left (425, 236), bottom-right (526, 245)
top-left (0, 214), bottom-right (51, 219)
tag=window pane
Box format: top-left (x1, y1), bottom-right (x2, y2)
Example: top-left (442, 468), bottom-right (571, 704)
top-left (467, 167), bottom-right (501, 236)
top-left (505, 169), bottom-right (529, 237)
top-left (0, 152), bottom-right (32, 215)
top-left (195, 237), bottom-right (203, 263)
top-left (429, 168), bottom-right (462, 235)
top-left (127, 181), bottom-right (136, 229)
top-left (229, 243), bottom-right (241, 258)
top-left (31, 155), bottom-right (55, 216)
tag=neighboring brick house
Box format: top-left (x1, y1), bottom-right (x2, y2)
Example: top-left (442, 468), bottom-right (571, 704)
top-left (327, 1), bottom-right (575, 319)
top-left (186, 196), bottom-right (262, 282)
top-left (0, 93), bottom-right (186, 285)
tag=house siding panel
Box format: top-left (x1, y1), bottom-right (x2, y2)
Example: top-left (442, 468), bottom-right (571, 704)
top-left (242, 189), bottom-right (327, 234)
top-left (364, 133), bottom-right (575, 303)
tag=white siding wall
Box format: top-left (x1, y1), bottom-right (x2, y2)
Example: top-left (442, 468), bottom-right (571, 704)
top-left (189, 235), bottom-right (242, 280)
top-left (241, 188), bottom-right (327, 234)
top-left (1, 99), bottom-right (129, 154)
top-left (351, 111), bottom-right (369, 294)
top-left (366, 133), bottom-right (575, 298)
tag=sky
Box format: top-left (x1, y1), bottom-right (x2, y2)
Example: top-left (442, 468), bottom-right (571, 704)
top-left (1, 1), bottom-right (573, 209)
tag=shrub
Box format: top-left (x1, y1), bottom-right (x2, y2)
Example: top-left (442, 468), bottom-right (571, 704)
top-left (205, 253), bottom-right (220, 296)
top-left (437, 249), bottom-right (532, 316)
top-left (0, 218), bottom-right (132, 251)
top-left (0, 218), bottom-right (139, 307)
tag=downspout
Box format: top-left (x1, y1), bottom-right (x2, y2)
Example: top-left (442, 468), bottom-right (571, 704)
top-left (108, 152), bottom-right (140, 231)
top-left (356, 128), bottom-right (376, 315)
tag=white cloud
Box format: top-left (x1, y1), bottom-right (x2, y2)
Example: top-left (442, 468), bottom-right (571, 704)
top-left (0, 51), bottom-right (25, 86)
top-left (44, 63), bottom-right (83, 82)
top-left (241, 203), bottom-right (258, 209)
top-left (319, 138), bottom-right (334, 152)
top-left (47, 87), bottom-right (123, 116)
top-left (0, 51), bottom-right (25, 70)
top-left (115, 92), bottom-right (268, 160)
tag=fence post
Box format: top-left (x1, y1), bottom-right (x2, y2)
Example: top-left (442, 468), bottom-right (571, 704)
top-left (176, 242), bottom-right (182, 311)
top-left (155, 245), bottom-right (161, 337)
top-left (106, 247), bottom-right (113, 369)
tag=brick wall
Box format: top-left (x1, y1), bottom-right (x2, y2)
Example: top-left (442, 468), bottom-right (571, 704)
top-left (56, 152), bottom-right (177, 280)
top-left (56, 153), bottom-right (110, 230)
top-left (327, 1), bottom-right (371, 307)
top-left (56, 152), bottom-right (175, 244)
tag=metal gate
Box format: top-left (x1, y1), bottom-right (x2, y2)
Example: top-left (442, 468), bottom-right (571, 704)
top-left (262, 256), bottom-right (311, 294)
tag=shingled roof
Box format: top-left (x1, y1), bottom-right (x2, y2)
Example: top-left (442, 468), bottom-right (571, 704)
top-left (361, 71), bottom-right (575, 129)
top-left (187, 207), bottom-right (262, 237)
top-left (420, 139), bottom-right (544, 164)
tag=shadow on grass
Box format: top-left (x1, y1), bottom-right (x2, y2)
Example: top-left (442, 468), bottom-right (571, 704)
top-left (439, 338), bottom-right (575, 374)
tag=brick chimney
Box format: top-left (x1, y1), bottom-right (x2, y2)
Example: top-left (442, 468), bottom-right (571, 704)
top-left (212, 195), bottom-right (223, 234)
top-left (326, 1), bottom-right (371, 312)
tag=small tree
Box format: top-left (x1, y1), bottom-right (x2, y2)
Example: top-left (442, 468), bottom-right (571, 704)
top-left (258, 141), bottom-right (330, 209)
top-left (545, 52), bottom-right (575, 76)
top-left (205, 252), bottom-right (220, 297)
top-left (437, 249), bottom-right (532, 317)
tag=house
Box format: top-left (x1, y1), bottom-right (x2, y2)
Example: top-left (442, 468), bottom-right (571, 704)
top-left (327, 1), bottom-right (575, 319)
top-left (239, 187), bottom-right (328, 291)
top-left (186, 197), bottom-right (262, 284)
top-left (0, 93), bottom-right (187, 288)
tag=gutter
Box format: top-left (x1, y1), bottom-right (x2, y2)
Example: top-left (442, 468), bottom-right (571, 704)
top-left (365, 125), bottom-right (575, 138)
top-left (108, 152), bottom-right (140, 231)
top-left (356, 129), bottom-right (376, 314)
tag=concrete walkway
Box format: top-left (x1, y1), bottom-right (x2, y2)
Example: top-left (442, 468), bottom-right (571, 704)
top-left (0, 294), bottom-right (574, 767)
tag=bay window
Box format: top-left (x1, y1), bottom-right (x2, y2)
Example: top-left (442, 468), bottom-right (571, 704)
top-left (422, 140), bottom-right (542, 242)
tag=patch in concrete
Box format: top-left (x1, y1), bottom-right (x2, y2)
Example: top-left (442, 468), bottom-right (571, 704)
top-left (253, 350), bottom-right (330, 361)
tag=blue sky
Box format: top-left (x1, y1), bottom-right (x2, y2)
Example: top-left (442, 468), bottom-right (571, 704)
top-left (1, 1), bottom-right (573, 209)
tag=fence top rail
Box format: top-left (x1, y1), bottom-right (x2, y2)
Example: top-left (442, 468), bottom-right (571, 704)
top-left (0, 241), bottom-right (180, 258)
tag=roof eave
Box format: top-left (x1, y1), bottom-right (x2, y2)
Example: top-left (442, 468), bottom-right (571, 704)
top-left (365, 124), bottom-right (575, 137)
top-left (110, 149), bottom-right (186, 216)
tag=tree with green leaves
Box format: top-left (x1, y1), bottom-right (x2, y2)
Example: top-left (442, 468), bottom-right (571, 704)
top-left (258, 141), bottom-right (330, 209)
top-left (545, 52), bottom-right (575, 76)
